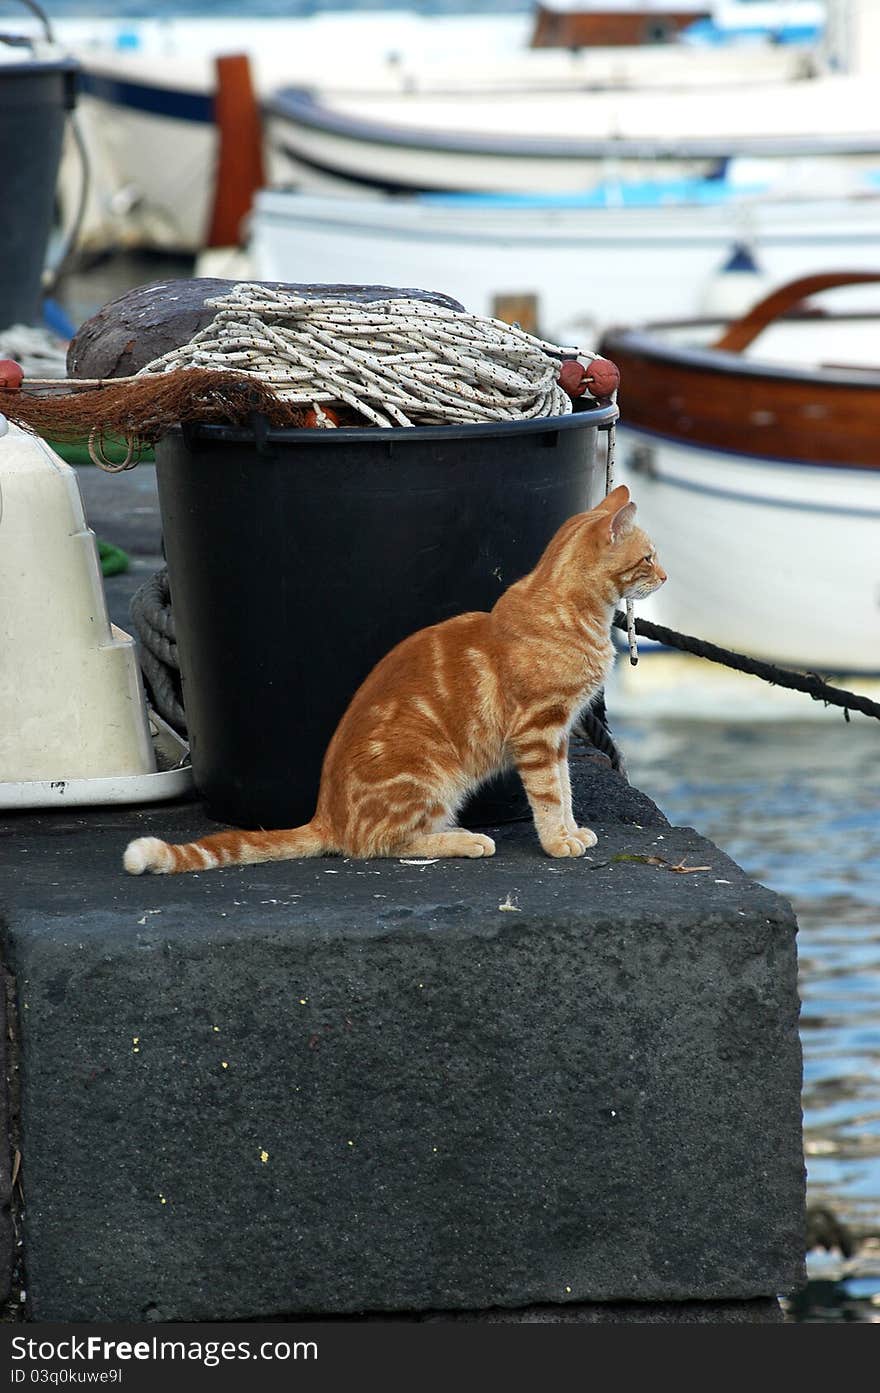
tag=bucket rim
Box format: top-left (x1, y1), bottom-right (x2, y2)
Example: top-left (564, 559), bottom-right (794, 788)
top-left (167, 401), bottom-right (619, 447)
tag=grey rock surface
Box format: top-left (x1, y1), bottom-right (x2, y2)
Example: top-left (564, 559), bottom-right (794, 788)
top-left (390, 1296), bottom-right (786, 1321)
top-left (0, 972), bottom-right (13, 1306)
top-left (0, 779), bottom-right (805, 1323)
top-left (67, 279), bottom-right (465, 380)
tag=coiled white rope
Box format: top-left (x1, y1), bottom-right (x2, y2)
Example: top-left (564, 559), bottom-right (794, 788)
top-left (138, 283), bottom-right (600, 428)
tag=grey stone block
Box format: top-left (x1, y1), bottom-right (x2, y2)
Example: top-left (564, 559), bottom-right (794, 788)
top-left (0, 767), bottom-right (805, 1323)
top-left (394, 1296), bottom-right (786, 1322)
top-left (0, 970), bottom-right (14, 1306)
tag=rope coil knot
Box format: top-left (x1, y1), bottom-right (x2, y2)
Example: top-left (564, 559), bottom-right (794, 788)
top-left (138, 284), bottom-right (608, 430)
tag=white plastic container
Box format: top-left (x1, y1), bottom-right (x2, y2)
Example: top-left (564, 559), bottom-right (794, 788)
top-left (0, 421), bottom-right (192, 804)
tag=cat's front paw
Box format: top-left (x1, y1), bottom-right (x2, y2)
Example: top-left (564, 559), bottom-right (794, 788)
top-left (542, 833), bottom-right (589, 858)
top-left (571, 826), bottom-right (598, 848)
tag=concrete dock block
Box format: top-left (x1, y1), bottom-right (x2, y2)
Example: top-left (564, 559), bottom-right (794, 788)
top-left (0, 969), bottom-right (14, 1307)
top-left (0, 764), bottom-right (805, 1323)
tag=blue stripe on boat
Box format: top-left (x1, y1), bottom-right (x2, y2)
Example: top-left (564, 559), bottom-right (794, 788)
top-left (419, 179), bottom-right (770, 210)
top-left (78, 70), bottom-right (214, 124)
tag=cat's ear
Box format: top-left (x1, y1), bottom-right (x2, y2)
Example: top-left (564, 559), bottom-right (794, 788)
top-left (608, 501), bottom-right (637, 543)
top-left (597, 483), bottom-right (631, 514)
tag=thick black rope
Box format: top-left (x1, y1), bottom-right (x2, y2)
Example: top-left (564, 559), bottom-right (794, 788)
top-left (572, 693), bottom-right (627, 776)
top-left (129, 569), bottom-right (627, 770)
top-left (128, 570), bottom-right (626, 771)
top-left (129, 570), bottom-right (187, 736)
top-left (128, 567), bottom-right (878, 759)
top-left (614, 610), bottom-right (880, 722)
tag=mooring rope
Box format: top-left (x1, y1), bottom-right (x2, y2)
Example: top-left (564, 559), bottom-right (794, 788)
top-left (614, 611), bottom-right (880, 721)
top-left (131, 572), bottom-right (878, 791)
top-left (129, 570), bottom-right (187, 735)
top-left (137, 283), bottom-right (593, 428)
top-left (130, 567), bottom-right (628, 765)
top-left (573, 697), bottom-right (627, 775)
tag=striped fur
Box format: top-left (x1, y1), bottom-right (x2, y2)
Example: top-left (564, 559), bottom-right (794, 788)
top-left (124, 484), bottom-right (665, 874)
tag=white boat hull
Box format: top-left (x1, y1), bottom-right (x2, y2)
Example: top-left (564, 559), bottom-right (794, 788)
top-left (247, 187), bottom-right (880, 342)
top-left (263, 68), bottom-right (880, 199)
top-left (614, 429), bottom-right (880, 675)
top-left (58, 90), bottom-right (217, 254)
top-left (605, 649), bottom-right (880, 722)
top-left (10, 9), bottom-right (841, 255)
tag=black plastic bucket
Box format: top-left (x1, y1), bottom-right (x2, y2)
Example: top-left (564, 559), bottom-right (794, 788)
top-left (155, 405), bottom-right (617, 830)
top-left (0, 57), bottom-right (78, 331)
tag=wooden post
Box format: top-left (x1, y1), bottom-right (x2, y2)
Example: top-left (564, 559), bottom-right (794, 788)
top-left (205, 54), bottom-right (266, 249)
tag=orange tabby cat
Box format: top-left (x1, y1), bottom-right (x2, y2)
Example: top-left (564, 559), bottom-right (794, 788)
top-left (124, 483), bottom-right (665, 875)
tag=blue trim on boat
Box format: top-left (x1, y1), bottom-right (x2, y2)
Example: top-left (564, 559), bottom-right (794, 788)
top-left (78, 69), bottom-right (214, 124)
top-left (683, 19), bottom-right (823, 46)
top-left (42, 297), bottom-right (76, 341)
top-left (720, 240), bottom-right (761, 272)
top-left (270, 139), bottom-right (722, 197)
top-left (420, 179), bottom-right (770, 210)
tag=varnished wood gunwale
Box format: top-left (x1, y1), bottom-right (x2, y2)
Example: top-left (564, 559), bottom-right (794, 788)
top-left (598, 325), bottom-right (880, 469)
top-left (530, 7), bottom-right (711, 48)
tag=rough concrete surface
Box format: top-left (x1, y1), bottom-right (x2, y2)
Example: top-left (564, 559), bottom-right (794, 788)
top-left (360, 1295), bottom-right (786, 1322)
top-left (0, 973), bottom-right (13, 1306)
top-left (0, 771), bottom-right (805, 1323)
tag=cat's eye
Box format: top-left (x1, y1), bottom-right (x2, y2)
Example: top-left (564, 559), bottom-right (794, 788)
top-left (643, 554), bottom-right (653, 563)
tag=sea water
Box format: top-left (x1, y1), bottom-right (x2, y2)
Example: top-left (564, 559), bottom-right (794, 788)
top-left (615, 711), bottom-right (880, 1322)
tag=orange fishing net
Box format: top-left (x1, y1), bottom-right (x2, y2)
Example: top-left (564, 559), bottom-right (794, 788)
top-left (0, 368), bottom-right (313, 466)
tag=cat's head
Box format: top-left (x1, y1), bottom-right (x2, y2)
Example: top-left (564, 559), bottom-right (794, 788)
top-left (543, 484), bottom-right (667, 602)
top-left (596, 484), bottom-right (667, 601)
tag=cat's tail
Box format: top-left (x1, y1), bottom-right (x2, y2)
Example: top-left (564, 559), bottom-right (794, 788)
top-left (123, 821), bottom-right (331, 875)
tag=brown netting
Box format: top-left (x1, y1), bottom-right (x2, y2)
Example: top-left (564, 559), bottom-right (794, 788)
top-left (0, 367), bottom-right (312, 463)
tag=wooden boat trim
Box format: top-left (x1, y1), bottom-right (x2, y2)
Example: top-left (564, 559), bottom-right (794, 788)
top-left (530, 6), bottom-right (711, 49)
top-left (713, 272), bottom-right (880, 352)
top-left (600, 325), bottom-right (880, 468)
